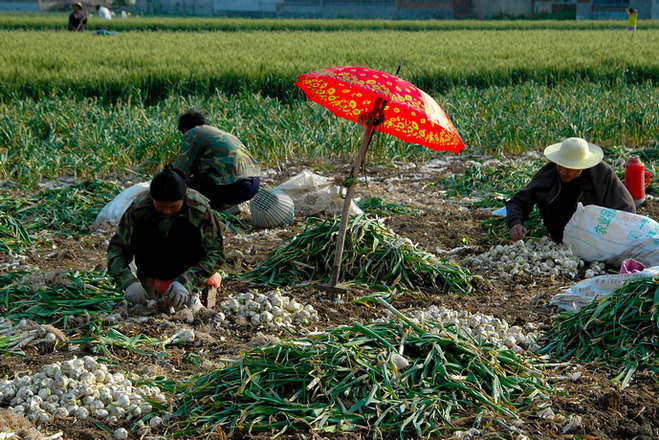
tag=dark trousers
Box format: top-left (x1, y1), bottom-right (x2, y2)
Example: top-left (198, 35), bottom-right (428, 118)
top-left (189, 175), bottom-right (260, 211)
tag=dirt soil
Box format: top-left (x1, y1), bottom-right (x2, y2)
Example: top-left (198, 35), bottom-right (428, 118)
top-left (1, 157), bottom-right (658, 440)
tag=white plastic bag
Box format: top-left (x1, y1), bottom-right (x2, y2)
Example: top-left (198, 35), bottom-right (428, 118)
top-left (563, 203), bottom-right (659, 267)
top-left (549, 266), bottom-right (659, 312)
top-left (276, 170), bottom-right (363, 217)
top-left (93, 182), bottom-right (150, 227)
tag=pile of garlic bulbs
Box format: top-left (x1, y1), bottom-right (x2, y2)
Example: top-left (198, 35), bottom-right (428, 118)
top-left (584, 261), bottom-right (607, 278)
top-left (220, 290), bottom-right (319, 328)
top-left (0, 318), bottom-right (64, 352)
top-left (464, 237), bottom-right (606, 279)
top-left (0, 356), bottom-right (168, 433)
top-left (378, 305), bottom-right (541, 352)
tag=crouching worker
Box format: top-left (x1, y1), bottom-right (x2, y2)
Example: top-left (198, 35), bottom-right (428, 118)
top-left (107, 165), bottom-right (224, 310)
top-left (506, 137), bottom-right (635, 243)
top-left (174, 109), bottom-right (261, 212)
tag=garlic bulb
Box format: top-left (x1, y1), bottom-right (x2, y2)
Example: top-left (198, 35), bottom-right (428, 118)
top-left (0, 355), bottom-right (170, 432)
top-left (377, 305), bottom-right (541, 352)
top-left (464, 237), bottom-right (606, 280)
top-left (0, 318), bottom-right (63, 353)
top-left (220, 289), bottom-right (319, 328)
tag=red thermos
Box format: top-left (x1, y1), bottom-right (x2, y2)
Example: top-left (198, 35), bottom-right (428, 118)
top-left (624, 156), bottom-right (652, 205)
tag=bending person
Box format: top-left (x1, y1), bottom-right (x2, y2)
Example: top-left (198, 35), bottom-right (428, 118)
top-left (107, 166), bottom-right (224, 309)
top-left (506, 137), bottom-right (635, 243)
top-left (174, 109), bottom-right (261, 212)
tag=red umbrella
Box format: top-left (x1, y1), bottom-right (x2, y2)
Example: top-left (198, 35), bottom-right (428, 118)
top-left (296, 65), bottom-right (465, 152)
top-left (295, 65), bottom-right (466, 291)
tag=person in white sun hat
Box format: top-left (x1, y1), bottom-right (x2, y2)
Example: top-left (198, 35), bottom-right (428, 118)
top-left (506, 137), bottom-right (635, 243)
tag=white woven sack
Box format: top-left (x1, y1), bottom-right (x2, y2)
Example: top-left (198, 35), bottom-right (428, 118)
top-left (276, 170), bottom-right (363, 217)
top-left (93, 181), bottom-right (150, 227)
top-left (563, 203), bottom-right (659, 267)
top-left (276, 170), bottom-right (333, 215)
top-left (549, 266), bottom-right (659, 312)
top-left (250, 188), bottom-right (295, 228)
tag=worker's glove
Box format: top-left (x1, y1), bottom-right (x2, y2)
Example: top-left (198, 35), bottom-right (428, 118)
top-left (124, 282), bottom-right (148, 305)
top-left (165, 281), bottom-right (190, 309)
top-left (509, 224), bottom-right (528, 241)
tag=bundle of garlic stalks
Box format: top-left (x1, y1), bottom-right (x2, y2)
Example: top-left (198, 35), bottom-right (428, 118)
top-left (463, 236), bottom-right (606, 280)
top-left (355, 197), bottom-right (421, 217)
top-left (540, 276), bottom-right (659, 387)
top-left (0, 271), bottom-right (161, 357)
top-left (170, 311), bottom-right (549, 438)
top-left (237, 215), bottom-right (473, 294)
top-left (0, 213), bottom-right (32, 254)
top-left (0, 318), bottom-right (66, 356)
top-left (0, 271), bottom-right (122, 328)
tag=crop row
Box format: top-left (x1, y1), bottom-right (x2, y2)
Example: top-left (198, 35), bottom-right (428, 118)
top-left (1, 29), bottom-right (657, 102)
top-left (2, 13), bottom-right (659, 32)
top-left (1, 81), bottom-right (656, 185)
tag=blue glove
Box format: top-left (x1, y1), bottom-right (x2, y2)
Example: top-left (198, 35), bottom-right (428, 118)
top-left (165, 281), bottom-right (190, 309)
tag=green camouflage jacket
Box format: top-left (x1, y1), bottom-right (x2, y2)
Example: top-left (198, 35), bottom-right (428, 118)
top-left (107, 189), bottom-right (224, 292)
top-left (173, 125), bottom-right (260, 186)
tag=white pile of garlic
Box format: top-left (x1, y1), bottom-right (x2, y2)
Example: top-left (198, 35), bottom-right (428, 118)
top-left (0, 318), bottom-right (63, 352)
top-left (378, 305), bottom-right (541, 352)
top-left (464, 237), bottom-right (606, 279)
top-left (584, 261), bottom-right (607, 278)
top-left (220, 290), bottom-right (319, 328)
top-left (0, 355), bottom-right (168, 434)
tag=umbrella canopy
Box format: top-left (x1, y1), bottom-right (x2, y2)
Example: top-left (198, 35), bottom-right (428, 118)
top-left (296, 65), bottom-right (466, 291)
top-left (296, 65), bottom-right (465, 153)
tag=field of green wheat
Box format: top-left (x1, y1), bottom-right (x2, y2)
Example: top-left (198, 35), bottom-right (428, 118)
top-left (0, 14), bottom-right (657, 185)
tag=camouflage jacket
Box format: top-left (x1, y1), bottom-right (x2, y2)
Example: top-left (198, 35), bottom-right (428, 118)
top-left (173, 125), bottom-right (260, 186)
top-left (107, 189), bottom-right (224, 292)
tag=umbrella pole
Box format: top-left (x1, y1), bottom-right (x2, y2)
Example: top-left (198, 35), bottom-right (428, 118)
top-left (326, 120), bottom-right (378, 289)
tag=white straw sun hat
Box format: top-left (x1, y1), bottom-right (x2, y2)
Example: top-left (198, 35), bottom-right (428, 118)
top-left (543, 137), bottom-right (603, 170)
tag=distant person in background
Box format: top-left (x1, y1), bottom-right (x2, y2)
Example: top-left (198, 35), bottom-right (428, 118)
top-left (94, 26), bottom-right (118, 36)
top-left (96, 4), bottom-right (113, 20)
top-left (625, 8), bottom-right (638, 30)
top-left (174, 110), bottom-right (261, 212)
top-left (506, 137), bottom-right (635, 243)
top-left (67, 2), bottom-right (87, 31)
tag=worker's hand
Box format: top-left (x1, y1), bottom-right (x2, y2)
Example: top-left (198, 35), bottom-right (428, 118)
top-left (207, 272), bottom-right (222, 289)
top-left (124, 282), bottom-right (148, 305)
top-left (165, 281), bottom-right (190, 309)
top-left (509, 224), bottom-right (527, 241)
